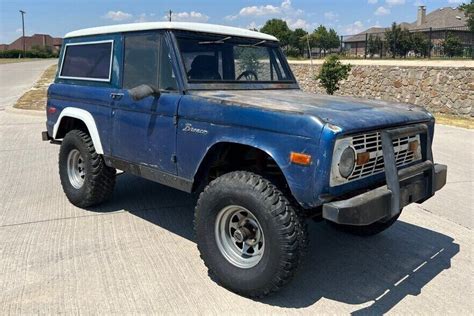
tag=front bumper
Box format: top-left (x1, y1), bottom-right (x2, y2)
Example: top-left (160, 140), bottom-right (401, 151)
top-left (323, 124), bottom-right (447, 226)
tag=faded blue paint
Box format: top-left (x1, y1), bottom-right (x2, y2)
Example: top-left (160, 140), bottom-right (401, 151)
top-left (46, 29), bottom-right (436, 209)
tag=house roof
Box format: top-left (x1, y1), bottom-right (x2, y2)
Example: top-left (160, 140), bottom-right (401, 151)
top-left (410, 7), bottom-right (468, 30)
top-left (344, 7), bottom-right (468, 43)
top-left (64, 22), bottom-right (278, 41)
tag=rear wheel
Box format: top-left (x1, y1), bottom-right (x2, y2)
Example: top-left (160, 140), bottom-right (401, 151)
top-left (59, 129), bottom-right (116, 208)
top-left (194, 171), bottom-right (307, 298)
top-left (328, 210), bottom-right (402, 237)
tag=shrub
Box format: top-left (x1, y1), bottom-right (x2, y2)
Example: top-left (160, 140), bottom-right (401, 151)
top-left (316, 55), bottom-right (352, 95)
top-left (0, 46), bottom-right (58, 58)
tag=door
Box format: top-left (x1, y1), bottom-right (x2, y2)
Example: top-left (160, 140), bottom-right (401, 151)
top-left (111, 32), bottom-right (180, 175)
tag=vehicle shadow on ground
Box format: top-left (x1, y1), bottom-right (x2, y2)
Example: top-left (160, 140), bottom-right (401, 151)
top-left (91, 174), bottom-right (460, 313)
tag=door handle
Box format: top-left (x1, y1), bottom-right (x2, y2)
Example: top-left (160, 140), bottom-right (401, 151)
top-left (110, 93), bottom-right (124, 100)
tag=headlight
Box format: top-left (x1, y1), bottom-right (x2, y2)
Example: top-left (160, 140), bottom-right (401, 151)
top-left (338, 147), bottom-right (355, 178)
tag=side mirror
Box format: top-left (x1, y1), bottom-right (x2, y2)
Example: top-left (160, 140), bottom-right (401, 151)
top-left (128, 84), bottom-right (160, 101)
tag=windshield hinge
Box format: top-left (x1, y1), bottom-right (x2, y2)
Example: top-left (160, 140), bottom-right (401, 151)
top-left (173, 114), bottom-right (178, 125)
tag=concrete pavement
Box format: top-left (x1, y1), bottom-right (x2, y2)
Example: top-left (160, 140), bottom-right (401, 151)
top-left (0, 59), bottom-right (57, 111)
top-left (0, 63), bottom-right (472, 313)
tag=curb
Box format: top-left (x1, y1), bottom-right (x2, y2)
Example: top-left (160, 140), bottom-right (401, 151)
top-left (4, 104), bottom-right (45, 117)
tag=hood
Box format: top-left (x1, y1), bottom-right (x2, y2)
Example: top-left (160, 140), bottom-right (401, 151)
top-left (191, 89), bottom-right (433, 132)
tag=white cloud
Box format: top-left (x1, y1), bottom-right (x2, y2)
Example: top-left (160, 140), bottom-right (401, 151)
top-left (324, 11), bottom-right (339, 21)
top-left (385, 0), bottom-right (405, 5)
top-left (164, 11), bottom-right (209, 23)
top-left (16, 28), bottom-right (22, 33)
top-left (227, 0), bottom-right (303, 20)
top-left (103, 10), bottom-right (133, 21)
top-left (345, 21), bottom-right (365, 34)
top-left (368, 0), bottom-right (378, 3)
top-left (447, 0), bottom-right (463, 3)
top-left (286, 18), bottom-right (310, 30)
top-left (246, 21), bottom-right (262, 30)
top-left (135, 13), bottom-right (157, 23)
top-left (375, 6), bottom-right (391, 16)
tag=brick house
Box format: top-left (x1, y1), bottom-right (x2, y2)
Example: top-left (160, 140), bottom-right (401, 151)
top-left (343, 6), bottom-right (472, 57)
top-left (0, 34), bottom-right (62, 52)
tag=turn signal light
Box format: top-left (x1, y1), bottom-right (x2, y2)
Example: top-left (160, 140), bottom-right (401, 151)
top-left (409, 140), bottom-right (419, 152)
top-left (290, 152), bottom-right (312, 166)
top-left (47, 106), bottom-right (57, 114)
top-left (356, 152), bottom-right (370, 165)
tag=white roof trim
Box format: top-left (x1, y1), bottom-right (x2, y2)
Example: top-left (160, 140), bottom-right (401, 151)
top-left (64, 22), bottom-right (278, 41)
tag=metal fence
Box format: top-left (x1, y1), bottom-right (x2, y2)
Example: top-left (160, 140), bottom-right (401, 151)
top-left (309, 26), bottom-right (473, 59)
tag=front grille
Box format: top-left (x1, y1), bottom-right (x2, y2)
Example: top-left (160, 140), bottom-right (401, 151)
top-left (348, 132), bottom-right (421, 181)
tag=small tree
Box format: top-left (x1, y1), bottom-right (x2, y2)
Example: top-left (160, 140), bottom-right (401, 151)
top-left (316, 55), bottom-right (352, 95)
top-left (411, 32), bottom-right (431, 57)
top-left (397, 29), bottom-right (413, 57)
top-left (442, 33), bottom-right (464, 57)
top-left (385, 22), bottom-right (402, 58)
top-left (367, 35), bottom-right (383, 57)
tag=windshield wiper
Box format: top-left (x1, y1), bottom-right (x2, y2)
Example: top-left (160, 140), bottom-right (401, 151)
top-left (198, 36), bottom-right (232, 45)
top-left (238, 40), bottom-right (267, 48)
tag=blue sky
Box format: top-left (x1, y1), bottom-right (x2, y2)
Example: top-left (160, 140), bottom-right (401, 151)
top-left (0, 0), bottom-right (466, 44)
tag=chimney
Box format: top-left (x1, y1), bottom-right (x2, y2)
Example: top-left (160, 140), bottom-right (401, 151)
top-left (417, 6), bottom-right (426, 26)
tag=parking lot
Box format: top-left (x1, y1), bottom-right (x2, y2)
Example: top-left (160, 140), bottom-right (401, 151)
top-left (0, 61), bottom-right (473, 314)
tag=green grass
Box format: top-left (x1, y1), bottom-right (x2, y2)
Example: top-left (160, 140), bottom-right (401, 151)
top-left (14, 65), bottom-right (57, 111)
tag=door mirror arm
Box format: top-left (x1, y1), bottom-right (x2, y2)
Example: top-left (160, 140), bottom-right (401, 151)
top-left (128, 84), bottom-right (161, 101)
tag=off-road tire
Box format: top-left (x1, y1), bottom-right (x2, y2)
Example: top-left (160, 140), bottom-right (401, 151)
top-left (194, 171), bottom-right (307, 298)
top-left (59, 129), bottom-right (116, 208)
top-left (327, 210), bottom-right (402, 237)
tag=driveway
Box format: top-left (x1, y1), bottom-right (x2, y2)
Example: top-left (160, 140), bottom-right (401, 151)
top-left (0, 59), bottom-right (57, 110)
top-left (0, 69), bottom-right (472, 313)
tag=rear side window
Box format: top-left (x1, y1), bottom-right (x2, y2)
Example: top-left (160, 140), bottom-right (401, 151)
top-left (60, 41), bottom-right (113, 81)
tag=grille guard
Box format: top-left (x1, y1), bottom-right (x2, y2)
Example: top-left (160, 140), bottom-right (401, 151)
top-left (323, 124), bottom-right (447, 226)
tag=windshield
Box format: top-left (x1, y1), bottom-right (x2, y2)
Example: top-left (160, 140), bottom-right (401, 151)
top-left (175, 34), bottom-right (295, 84)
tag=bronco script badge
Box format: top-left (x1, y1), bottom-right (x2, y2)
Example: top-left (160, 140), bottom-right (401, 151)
top-left (182, 123), bottom-right (208, 135)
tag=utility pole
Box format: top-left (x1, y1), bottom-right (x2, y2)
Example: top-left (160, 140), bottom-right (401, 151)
top-left (19, 10), bottom-right (26, 57)
top-left (168, 10), bottom-right (172, 22)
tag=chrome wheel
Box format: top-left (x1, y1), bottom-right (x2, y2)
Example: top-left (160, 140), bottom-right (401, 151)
top-left (215, 205), bottom-right (265, 269)
top-left (67, 149), bottom-right (85, 189)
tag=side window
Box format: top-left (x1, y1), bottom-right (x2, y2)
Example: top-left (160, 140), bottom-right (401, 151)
top-left (60, 41), bottom-right (113, 81)
top-left (123, 33), bottom-right (178, 91)
top-left (123, 34), bottom-right (160, 89)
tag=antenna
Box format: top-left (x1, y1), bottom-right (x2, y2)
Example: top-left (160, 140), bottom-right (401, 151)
top-left (168, 10), bottom-right (172, 22)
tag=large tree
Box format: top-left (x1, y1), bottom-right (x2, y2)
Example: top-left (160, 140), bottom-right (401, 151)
top-left (260, 19), bottom-right (291, 47)
top-left (460, 1), bottom-right (474, 33)
top-left (311, 25), bottom-right (340, 56)
top-left (289, 28), bottom-right (308, 56)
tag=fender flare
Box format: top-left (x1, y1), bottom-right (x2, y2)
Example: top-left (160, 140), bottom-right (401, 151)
top-left (53, 107), bottom-right (104, 154)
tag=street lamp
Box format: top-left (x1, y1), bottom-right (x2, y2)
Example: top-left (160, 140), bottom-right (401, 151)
top-left (19, 10), bottom-right (26, 57)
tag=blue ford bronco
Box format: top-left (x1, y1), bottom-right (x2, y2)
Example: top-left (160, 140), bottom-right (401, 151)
top-left (42, 22), bottom-right (447, 297)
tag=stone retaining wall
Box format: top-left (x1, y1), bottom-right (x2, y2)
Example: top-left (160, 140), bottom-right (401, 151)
top-left (290, 63), bottom-right (473, 117)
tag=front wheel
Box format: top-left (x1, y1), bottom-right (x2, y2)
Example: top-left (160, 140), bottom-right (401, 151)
top-left (194, 171), bottom-right (307, 298)
top-left (59, 130), bottom-right (116, 208)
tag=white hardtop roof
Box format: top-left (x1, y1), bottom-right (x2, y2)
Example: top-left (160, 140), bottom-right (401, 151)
top-left (64, 22), bottom-right (278, 41)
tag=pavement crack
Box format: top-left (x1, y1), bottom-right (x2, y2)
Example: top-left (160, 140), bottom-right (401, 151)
top-left (0, 204), bottom-right (195, 229)
top-left (416, 204), bottom-right (472, 231)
